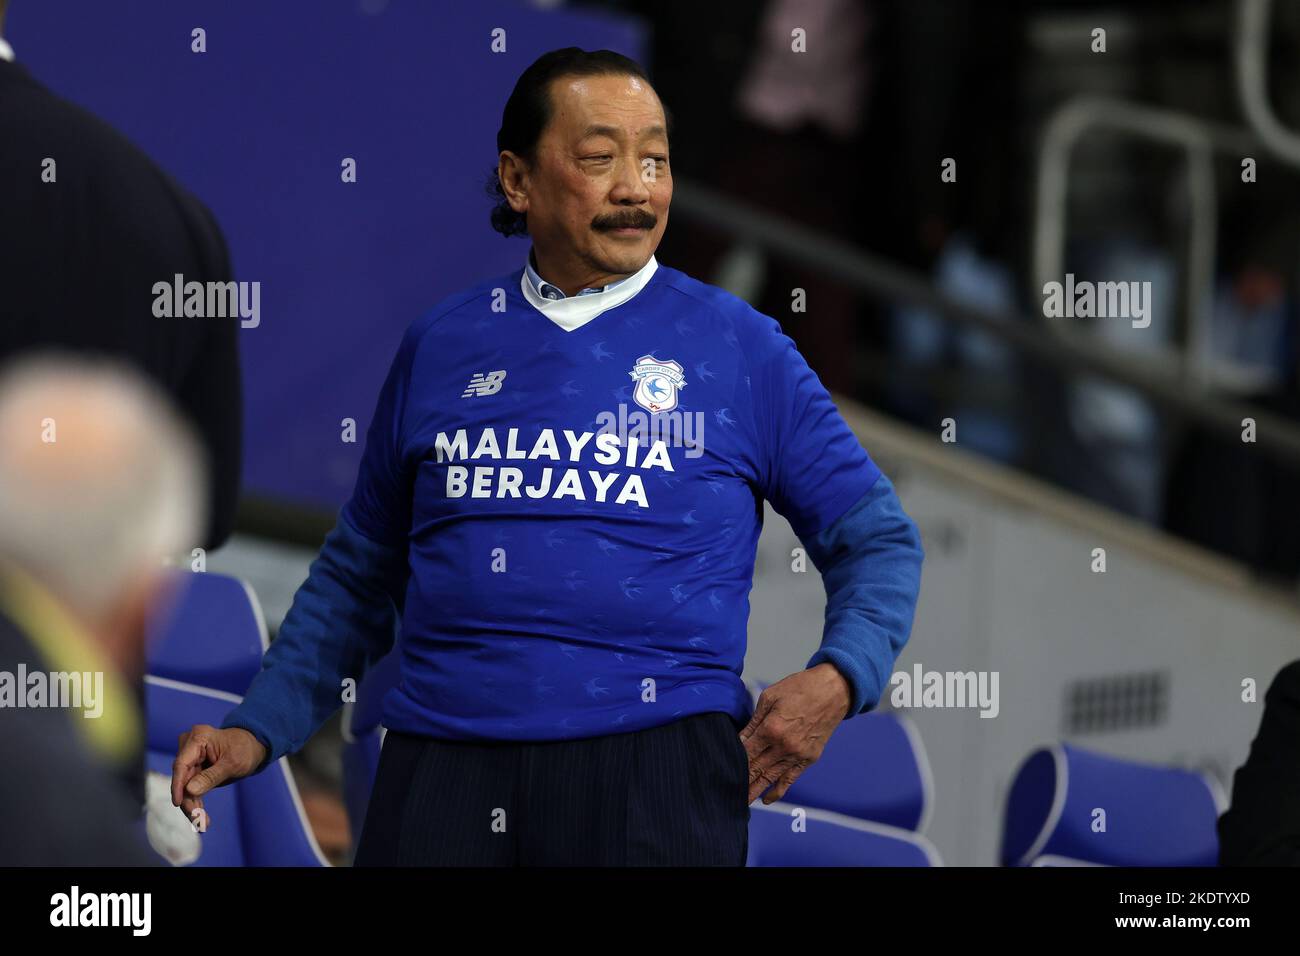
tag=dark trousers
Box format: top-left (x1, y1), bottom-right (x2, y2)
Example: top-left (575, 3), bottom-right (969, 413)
top-left (353, 711), bottom-right (750, 866)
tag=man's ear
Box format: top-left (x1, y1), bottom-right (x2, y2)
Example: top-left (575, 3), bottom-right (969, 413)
top-left (498, 151), bottom-right (530, 214)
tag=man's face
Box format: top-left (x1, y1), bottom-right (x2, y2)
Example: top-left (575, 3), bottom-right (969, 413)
top-left (514, 72), bottom-right (671, 282)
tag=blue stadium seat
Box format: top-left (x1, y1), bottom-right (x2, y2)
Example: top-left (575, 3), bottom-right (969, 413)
top-left (745, 679), bottom-right (933, 830)
top-left (145, 570), bottom-right (267, 696)
top-left (340, 648), bottom-right (403, 844)
top-left (142, 570), bottom-right (328, 866)
top-left (747, 802), bottom-right (942, 866)
top-left (1000, 743), bottom-right (1226, 867)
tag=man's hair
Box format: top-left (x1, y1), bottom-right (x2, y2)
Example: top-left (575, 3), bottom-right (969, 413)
top-left (487, 47), bottom-right (670, 238)
top-left (0, 355), bottom-right (205, 619)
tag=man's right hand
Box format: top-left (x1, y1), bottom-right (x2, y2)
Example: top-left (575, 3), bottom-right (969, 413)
top-left (170, 725), bottom-right (267, 830)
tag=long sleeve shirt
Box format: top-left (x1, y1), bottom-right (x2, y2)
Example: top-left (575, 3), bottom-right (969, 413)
top-left (223, 254), bottom-right (923, 757)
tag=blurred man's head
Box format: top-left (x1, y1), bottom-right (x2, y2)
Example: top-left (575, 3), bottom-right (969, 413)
top-left (492, 47), bottom-right (672, 293)
top-left (0, 356), bottom-right (206, 678)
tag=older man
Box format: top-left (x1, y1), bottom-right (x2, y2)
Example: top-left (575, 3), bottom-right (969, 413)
top-left (0, 357), bottom-right (205, 864)
top-left (174, 47), bottom-right (923, 866)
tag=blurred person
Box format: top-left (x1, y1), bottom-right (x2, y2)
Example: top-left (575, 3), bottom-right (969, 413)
top-left (0, 356), bottom-right (206, 865)
top-left (171, 48), bottom-right (923, 867)
top-left (1218, 660), bottom-right (1300, 865)
top-left (716, 0), bottom-right (873, 395)
top-left (0, 0), bottom-right (241, 551)
top-left (871, 0), bottom-right (1031, 467)
top-left (1060, 240), bottom-right (1178, 525)
top-left (1164, 180), bottom-right (1300, 582)
top-left (608, 0), bottom-right (764, 290)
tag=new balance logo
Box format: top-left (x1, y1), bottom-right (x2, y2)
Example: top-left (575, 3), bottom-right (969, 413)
top-left (462, 370), bottom-right (507, 398)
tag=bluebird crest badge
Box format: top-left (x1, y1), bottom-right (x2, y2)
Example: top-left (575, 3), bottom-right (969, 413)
top-left (628, 355), bottom-right (687, 413)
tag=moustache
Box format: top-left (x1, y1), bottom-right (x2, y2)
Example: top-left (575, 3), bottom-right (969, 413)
top-left (594, 213), bottom-right (657, 231)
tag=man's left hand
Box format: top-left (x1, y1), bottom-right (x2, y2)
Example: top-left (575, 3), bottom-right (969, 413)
top-left (739, 662), bottom-right (852, 805)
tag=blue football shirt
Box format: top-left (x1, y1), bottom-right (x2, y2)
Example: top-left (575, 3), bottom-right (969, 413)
top-left (340, 255), bottom-right (881, 741)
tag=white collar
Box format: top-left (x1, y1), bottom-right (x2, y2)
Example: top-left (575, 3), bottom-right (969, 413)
top-left (525, 250), bottom-right (637, 300)
top-left (0, 37), bottom-right (14, 63)
top-left (519, 254), bottom-right (659, 332)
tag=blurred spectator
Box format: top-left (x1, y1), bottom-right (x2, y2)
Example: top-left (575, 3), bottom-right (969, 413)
top-left (887, 234), bottom-right (1025, 466)
top-left (1062, 240), bottom-right (1177, 523)
top-left (1163, 162), bottom-right (1300, 582)
top-left (1219, 660), bottom-right (1300, 865)
top-left (0, 0), bottom-right (242, 551)
top-left (861, 0), bottom-right (1027, 275)
top-left (872, 0), bottom-right (1031, 466)
top-left (0, 357), bottom-right (206, 865)
top-left (605, 0), bottom-right (763, 283)
top-left (715, 0), bottom-right (871, 395)
top-left (621, 0), bottom-right (870, 395)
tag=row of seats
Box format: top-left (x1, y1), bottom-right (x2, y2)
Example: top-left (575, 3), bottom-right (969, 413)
top-left (734, 687), bottom-right (1224, 866)
top-left (143, 572), bottom-right (1226, 867)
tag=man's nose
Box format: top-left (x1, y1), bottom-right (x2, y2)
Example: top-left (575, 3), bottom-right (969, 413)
top-left (609, 154), bottom-right (653, 201)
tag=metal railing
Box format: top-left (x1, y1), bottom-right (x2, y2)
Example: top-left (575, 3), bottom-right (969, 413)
top-left (670, 179), bottom-right (1300, 467)
top-left (1236, 0), bottom-right (1300, 166)
top-left (1031, 96), bottom-right (1229, 387)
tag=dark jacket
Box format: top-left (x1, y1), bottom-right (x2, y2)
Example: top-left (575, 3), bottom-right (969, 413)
top-left (0, 608), bottom-right (158, 865)
top-left (0, 55), bottom-right (241, 551)
top-left (1218, 660), bottom-right (1300, 865)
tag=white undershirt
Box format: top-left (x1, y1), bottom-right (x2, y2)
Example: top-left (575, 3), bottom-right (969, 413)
top-left (0, 37), bottom-right (14, 62)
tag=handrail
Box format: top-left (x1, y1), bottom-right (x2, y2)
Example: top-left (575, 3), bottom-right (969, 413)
top-left (1032, 96), bottom-right (1220, 386)
top-left (837, 398), bottom-right (1300, 615)
top-left (1235, 0), bottom-right (1300, 166)
top-left (669, 179), bottom-right (1300, 467)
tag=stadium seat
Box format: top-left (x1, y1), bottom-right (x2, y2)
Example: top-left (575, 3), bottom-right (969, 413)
top-left (745, 679), bottom-right (933, 831)
top-left (1000, 742), bottom-right (1227, 867)
top-left (145, 569), bottom-right (268, 696)
top-left (142, 570), bottom-right (328, 866)
top-left (747, 802), bottom-right (942, 866)
top-left (340, 648), bottom-right (403, 843)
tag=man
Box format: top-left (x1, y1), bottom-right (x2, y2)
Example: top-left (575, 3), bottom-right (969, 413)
top-left (0, 0), bottom-right (241, 551)
top-left (1218, 660), bottom-right (1300, 865)
top-left (0, 357), bottom-right (205, 865)
top-left (173, 48), bottom-right (924, 866)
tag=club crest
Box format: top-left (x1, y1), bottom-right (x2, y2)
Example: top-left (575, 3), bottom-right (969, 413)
top-left (628, 354), bottom-right (686, 413)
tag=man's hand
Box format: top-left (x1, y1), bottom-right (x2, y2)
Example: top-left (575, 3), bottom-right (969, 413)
top-left (170, 725), bottom-right (267, 829)
top-left (739, 663), bottom-right (852, 805)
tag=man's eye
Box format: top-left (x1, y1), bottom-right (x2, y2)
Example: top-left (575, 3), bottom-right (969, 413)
top-left (587, 155), bottom-right (613, 161)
